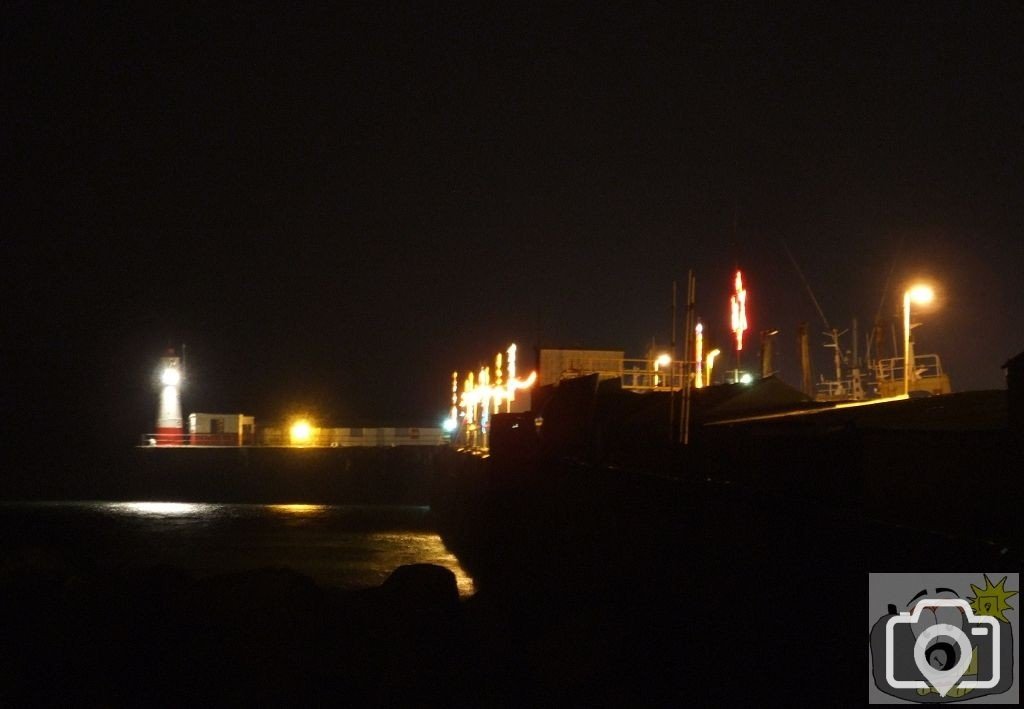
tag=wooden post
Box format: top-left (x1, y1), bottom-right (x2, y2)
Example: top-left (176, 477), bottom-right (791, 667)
top-left (799, 322), bottom-right (813, 397)
top-left (680, 271), bottom-right (696, 445)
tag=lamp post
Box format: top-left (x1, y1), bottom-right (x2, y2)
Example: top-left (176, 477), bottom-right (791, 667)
top-left (654, 353), bottom-right (671, 388)
top-left (902, 284), bottom-right (934, 396)
top-left (694, 322), bottom-right (704, 388)
top-left (705, 348), bottom-right (721, 387)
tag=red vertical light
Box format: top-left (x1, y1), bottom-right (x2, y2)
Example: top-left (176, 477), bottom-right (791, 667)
top-left (730, 270), bottom-right (747, 352)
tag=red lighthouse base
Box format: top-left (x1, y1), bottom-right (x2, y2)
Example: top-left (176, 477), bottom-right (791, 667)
top-left (156, 426), bottom-right (184, 446)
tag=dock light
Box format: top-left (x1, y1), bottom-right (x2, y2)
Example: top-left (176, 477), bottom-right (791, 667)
top-left (739, 372), bottom-right (753, 385)
top-left (451, 342), bottom-right (538, 449)
top-left (653, 353), bottom-right (671, 387)
top-left (290, 419), bottom-right (313, 446)
top-left (705, 348), bottom-right (721, 387)
top-left (450, 371), bottom-right (459, 424)
top-left (695, 322), bottom-right (704, 388)
top-left (903, 283), bottom-right (936, 396)
top-left (906, 284), bottom-right (934, 306)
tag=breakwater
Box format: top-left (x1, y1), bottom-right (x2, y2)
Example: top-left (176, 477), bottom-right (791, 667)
top-left (429, 446), bottom-right (1018, 703)
top-left (431, 446), bottom-right (1018, 594)
top-left (429, 381), bottom-right (1020, 701)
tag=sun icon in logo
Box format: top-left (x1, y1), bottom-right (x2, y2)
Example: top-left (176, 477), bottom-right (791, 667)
top-left (967, 574), bottom-right (1017, 624)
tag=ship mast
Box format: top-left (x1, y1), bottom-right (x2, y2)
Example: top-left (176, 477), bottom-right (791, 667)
top-left (782, 241), bottom-right (856, 400)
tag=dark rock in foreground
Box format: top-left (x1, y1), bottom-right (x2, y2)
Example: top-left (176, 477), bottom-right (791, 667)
top-left (0, 561), bottom-right (473, 706)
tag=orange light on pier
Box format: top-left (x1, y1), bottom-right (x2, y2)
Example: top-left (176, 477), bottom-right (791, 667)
top-left (450, 371), bottom-right (458, 422)
top-left (503, 344), bottom-right (536, 411)
top-left (461, 372), bottom-right (477, 423)
top-left (289, 418), bottom-right (313, 446)
top-left (695, 322), bottom-right (704, 388)
top-left (653, 353), bottom-right (671, 387)
top-left (706, 348), bottom-right (721, 387)
top-left (452, 343), bottom-right (538, 447)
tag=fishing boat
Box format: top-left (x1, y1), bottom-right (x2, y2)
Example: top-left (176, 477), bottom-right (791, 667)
top-left (812, 322), bottom-right (952, 402)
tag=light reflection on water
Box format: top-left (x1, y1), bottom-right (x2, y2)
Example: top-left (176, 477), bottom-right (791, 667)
top-left (0, 501), bottom-right (475, 596)
top-left (269, 503), bottom-right (328, 515)
top-left (108, 501), bottom-right (218, 516)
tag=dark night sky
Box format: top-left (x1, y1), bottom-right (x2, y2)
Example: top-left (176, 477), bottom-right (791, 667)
top-left (3, 4), bottom-right (1023, 465)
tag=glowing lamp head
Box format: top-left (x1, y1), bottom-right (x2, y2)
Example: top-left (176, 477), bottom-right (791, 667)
top-left (161, 367), bottom-right (181, 386)
top-left (290, 419), bottom-right (313, 445)
top-left (739, 372), bottom-right (753, 385)
top-left (442, 417), bottom-right (458, 433)
top-left (906, 284), bottom-right (935, 305)
top-left (655, 353), bottom-right (672, 367)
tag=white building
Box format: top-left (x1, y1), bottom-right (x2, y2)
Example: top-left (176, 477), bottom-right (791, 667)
top-left (188, 413), bottom-right (256, 446)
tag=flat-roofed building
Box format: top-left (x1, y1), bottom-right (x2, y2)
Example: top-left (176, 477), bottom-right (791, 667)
top-left (189, 413), bottom-right (255, 446)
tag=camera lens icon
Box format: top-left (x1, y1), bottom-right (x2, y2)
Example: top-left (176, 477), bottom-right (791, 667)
top-left (912, 623), bottom-right (973, 696)
top-left (885, 598), bottom-right (1001, 698)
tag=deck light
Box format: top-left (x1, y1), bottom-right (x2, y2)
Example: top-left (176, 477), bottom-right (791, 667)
top-left (903, 284), bottom-right (936, 396)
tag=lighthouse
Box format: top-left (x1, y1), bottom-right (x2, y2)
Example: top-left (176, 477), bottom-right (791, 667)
top-left (156, 350), bottom-right (184, 445)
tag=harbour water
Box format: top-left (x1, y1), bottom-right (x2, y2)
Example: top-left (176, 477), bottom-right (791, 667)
top-left (0, 500), bottom-right (475, 596)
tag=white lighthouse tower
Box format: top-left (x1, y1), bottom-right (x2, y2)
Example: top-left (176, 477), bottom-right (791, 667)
top-left (156, 349), bottom-right (184, 445)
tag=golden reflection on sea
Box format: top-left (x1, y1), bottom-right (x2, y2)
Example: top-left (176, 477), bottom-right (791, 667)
top-left (85, 501), bottom-right (475, 596)
top-left (269, 503), bottom-right (328, 515)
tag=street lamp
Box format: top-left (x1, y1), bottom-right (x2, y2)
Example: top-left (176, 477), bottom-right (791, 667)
top-left (694, 323), bottom-right (704, 388)
top-left (290, 418), bottom-right (313, 446)
top-left (903, 284), bottom-right (935, 396)
top-left (654, 353), bottom-right (671, 388)
top-left (705, 348), bottom-right (721, 387)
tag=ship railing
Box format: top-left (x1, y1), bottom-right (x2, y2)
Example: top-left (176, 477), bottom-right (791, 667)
top-left (139, 431), bottom-right (445, 448)
top-left (138, 432), bottom-right (252, 446)
top-left (815, 368), bottom-right (872, 401)
top-left (259, 428), bottom-right (445, 447)
top-left (559, 358), bottom-right (695, 391)
top-left (815, 379), bottom-right (851, 400)
top-left (874, 353), bottom-right (945, 383)
top-left (139, 432), bottom-right (192, 446)
top-left (815, 378), bottom-right (872, 401)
